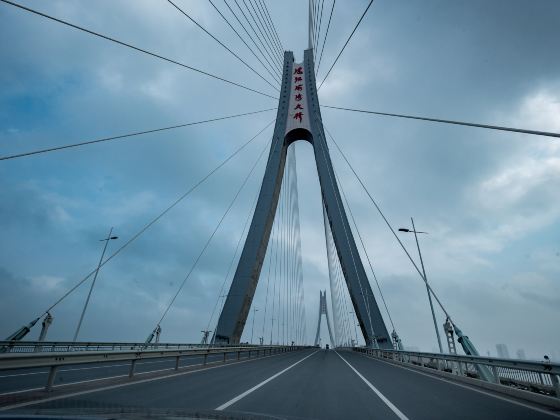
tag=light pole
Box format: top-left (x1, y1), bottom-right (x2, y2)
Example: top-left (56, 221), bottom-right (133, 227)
top-left (250, 307), bottom-right (259, 344)
top-left (73, 227), bottom-right (118, 342)
top-left (349, 311), bottom-right (359, 345)
top-left (399, 218), bottom-right (443, 353)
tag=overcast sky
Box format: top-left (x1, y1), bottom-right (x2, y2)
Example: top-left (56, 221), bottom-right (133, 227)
top-left (1, 0), bottom-right (559, 360)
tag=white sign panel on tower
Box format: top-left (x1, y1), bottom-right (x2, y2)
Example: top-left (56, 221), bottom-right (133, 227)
top-left (285, 62), bottom-right (311, 135)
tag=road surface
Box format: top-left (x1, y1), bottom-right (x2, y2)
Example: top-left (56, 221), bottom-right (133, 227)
top-left (1, 349), bottom-right (558, 419)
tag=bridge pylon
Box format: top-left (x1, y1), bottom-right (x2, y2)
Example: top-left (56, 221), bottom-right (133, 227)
top-left (213, 49), bottom-right (392, 349)
top-left (314, 291), bottom-right (335, 347)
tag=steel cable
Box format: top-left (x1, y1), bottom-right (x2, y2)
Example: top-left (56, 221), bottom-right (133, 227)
top-left (0, 109), bottom-right (275, 161)
top-left (36, 120), bottom-right (274, 318)
top-left (166, 0), bottom-right (278, 91)
top-left (0, 0), bottom-right (277, 99)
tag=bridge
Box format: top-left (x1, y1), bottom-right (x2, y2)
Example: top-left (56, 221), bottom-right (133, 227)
top-left (1, 0), bottom-right (559, 419)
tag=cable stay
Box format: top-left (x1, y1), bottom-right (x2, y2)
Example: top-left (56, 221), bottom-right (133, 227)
top-left (323, 203), bottom-right (353, 346)
top-left (268, 202), bottom-right (280, 345)
top-left (222, 0), bottom-right (282, 79)
top-left (4, 120), bottom-right (274, 342)
top-left (318, 0), bottom-right (375, 90)
top-left (310, 0), bottom-right (319, 52)
top-left (277, 182), bottom-right (285, 345)
top-left (166, 0), bottom-right (278, 91)
top-left (322, 104), bottom-right (560, 139)
top-left (323, 204), bottom-right (342, 345)
top-left (269, 148), bottom-right (304, 346)
top-left (324, 126), bottom-right (493, 364)
top-left (247, 0), bottom-right (283, 62)
top-left (315, 124), bottom-right (377, 347)
top-left (324, 126), bottom-right (452, 320)
top-left (280, 174), bottom-right (286, 345)
top-left (334, 168), bottom-right (402, 348)
top-left (0, 108), bottom-right (275, 161)
top-left (314, 0), bottom-right (326, 61)
top-left (310, 0), bottom-right (318, 52)
top-left (205, 187), bottom-right (261, 343)
top-left (0, 0), bottom-right (277, 100)
top-left (259, 201), bottom-right (276, 346)
top-left (146, 133), bottom-right (271, 342)
top-left (284, 145), bottom-right (305, 345)
top-left (241, 0), bottom-right (282, 64)
top-left (316, 0), bottom-right (336, 76)
top-left (231, 0), bottom-right (283, 71)
top-left (257, 0), bottom-right (285, 55)
top-left (208, 0), bottom-right (281, 84)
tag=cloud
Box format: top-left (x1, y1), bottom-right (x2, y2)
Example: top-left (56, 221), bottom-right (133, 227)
top-left (1, 0), bottom-right (559, 358)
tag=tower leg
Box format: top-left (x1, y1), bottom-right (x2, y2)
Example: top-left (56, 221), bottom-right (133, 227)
top-left (314, 296), bottom-right (322, 346)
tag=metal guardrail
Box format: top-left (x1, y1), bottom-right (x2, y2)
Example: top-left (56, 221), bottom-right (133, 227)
top-left (0, 340), bottom-right (262, 354)
top-left (354, 347), bottom-right (560, 399)
top-left (0, 344), bottom-right (310, 391)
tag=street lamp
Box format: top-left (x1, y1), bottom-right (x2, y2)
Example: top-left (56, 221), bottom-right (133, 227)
top-left (250, 307), bottom-right (259, 344)
top-left (73, 227), bottom-right (118, 342)
top-left (399, 218), bottom-right (443, 353)
top-left (349, 311), bottom-right (359, 345)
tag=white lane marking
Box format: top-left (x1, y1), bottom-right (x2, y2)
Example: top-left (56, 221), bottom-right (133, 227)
top-left (335, 351), bottom-right (409, 420)
top-left (0, 359), bottom-right (215, 397)
top-left (215, 350), bottom-right (319, 411)
top-left (0, 357), bottom-right (204, 379)
top-left (0, 371), bottom-right (48, 379)
top-left (360, 353), bottom-right (560, 419)
top-left (0, 349), bottom-right (303, 411)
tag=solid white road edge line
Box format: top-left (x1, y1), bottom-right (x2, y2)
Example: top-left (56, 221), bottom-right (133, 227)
top-left (0, 362), bottom-right (207, 397)
top-left (0, 349), bottom-right (306, 411)
top-left (358, 352), bottom-right (560, 419)
top-left (215, 350), bottom-right (319, 411)
top-left (335, 351), bottom-right (410, 420)
top-left (0, 357), bottom-right (183, 379)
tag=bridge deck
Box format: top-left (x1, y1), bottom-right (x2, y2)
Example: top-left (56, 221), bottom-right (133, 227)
top-left (1, 349), bottom-right (557, 419)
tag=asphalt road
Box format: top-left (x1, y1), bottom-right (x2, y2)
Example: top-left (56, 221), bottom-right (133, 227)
top-left (2, 349), bottom-right (558, 419)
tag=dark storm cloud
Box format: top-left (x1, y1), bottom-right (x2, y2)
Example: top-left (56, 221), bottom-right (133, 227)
top-left (0, 0), bottom-right (559, 358)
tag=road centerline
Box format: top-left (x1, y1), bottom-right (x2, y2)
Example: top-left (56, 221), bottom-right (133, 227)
top-left (335, 351), bottom-right (410, 420)
top-left (215, 350), bottom-right (319, 411)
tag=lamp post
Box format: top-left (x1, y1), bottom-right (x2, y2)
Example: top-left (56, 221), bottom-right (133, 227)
top-left (73, 227), bottom-right (118, 342)
top-left (398, 218), bottom-right (443, 353)
top-left (250, 307), bottom-right (259, 344)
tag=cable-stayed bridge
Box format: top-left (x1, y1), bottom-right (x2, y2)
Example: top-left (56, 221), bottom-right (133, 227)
top-left (1, 1), bottom-right (559, 418)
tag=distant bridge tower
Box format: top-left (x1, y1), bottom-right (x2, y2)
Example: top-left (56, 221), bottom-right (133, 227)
top-left (314, 291), bottom-right (335, 346)
top-left (213, 47), bottom-right (392, 349)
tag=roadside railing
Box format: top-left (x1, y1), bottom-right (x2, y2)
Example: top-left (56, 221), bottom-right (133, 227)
top-left (0, 340), bottom-right (261, 354)
top-left (0, 344), bottom-right (310, 391)
top-left (353, 347), bottom-right (560, 400)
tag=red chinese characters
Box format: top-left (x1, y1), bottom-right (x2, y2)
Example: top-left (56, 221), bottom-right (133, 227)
top-left (291, 65), bottom-right (305, 125)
